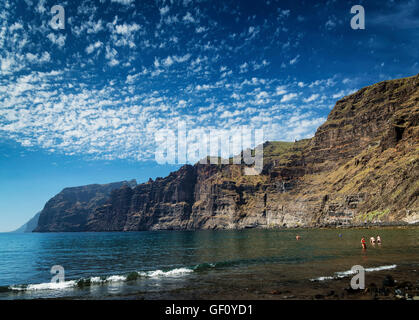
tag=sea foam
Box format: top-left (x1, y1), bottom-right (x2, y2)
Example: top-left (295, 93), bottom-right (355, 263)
top-left (8, 267), bottom-right (194, 292)
top-left (310, 264), bottom-right (397, 282)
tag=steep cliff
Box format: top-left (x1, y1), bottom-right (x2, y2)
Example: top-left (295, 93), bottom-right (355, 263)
top-left (34, 74), bottom-right (419, 232)
top-left (34, 180), bottom-right (137, 232)
top-left (12, 212), bottom-right (40, 233)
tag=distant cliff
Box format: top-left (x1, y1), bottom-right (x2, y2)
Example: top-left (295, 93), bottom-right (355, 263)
top-left (34, 180), bottom-right (137, 232)
top-left (34, 74), bottom-right (419, 232)
top-left (12, 212), bottom-right (41, 233)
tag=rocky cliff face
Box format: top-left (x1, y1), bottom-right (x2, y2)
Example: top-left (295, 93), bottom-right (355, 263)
top-left (34, 180), bottom-right (137, 232)
top-left (34, 74), bottom-right (419, 232)
top-left (12, 212), bottom-right (40, 233)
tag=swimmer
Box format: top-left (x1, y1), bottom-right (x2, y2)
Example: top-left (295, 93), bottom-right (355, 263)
top-left (296, 235), bottom-right (301, 240)
top-left (361, 236), bottom-right (367, 250)
top-left (370, 236), bottom-right (376, 244)
top-left (376, 235), bottom-right (382, 244)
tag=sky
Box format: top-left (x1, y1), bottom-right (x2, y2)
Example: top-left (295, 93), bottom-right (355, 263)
top-left (0, 0), bottom-right (418, 231)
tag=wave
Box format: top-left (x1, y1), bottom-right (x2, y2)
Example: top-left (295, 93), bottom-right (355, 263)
top-left (4, 262), bottom-right (399, 292)
top-left (3, 255), bottom-right (314, 293)
top-left (7, 267), bottom-right (194, 292)
top-left (6, 258), bottom-right (243, 293)
top-left (7, 257), bottom-right (255, 293)
top-left (139, 267), bottom-right (193, 278)
top-left (310, 264), bottom-right (397, 282)
top-left (3, 256), bottom-right (332, 292)
top-left (10, 280), bottom-right (78, 291)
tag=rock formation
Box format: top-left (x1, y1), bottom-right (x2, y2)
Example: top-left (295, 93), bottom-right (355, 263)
top-left (34, 74), bottom-right (419, 232)
top-left (12, 212), bottom-right (41, 233)
top-left (34, 180), bottom-right (137, 232)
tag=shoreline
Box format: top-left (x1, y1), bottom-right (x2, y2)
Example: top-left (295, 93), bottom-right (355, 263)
top-left (27, 223), bottom-right (419, 234)
top-left (8, 265), bottom-right (419, 300)
top-left (27, 223), bottom-right (419, 233)
top-left (3, 261), bottom-right (418, 300)
top-left (267, 264), bottom-right (419, 300)
top-left (140, 264), bottom-right (419, 300)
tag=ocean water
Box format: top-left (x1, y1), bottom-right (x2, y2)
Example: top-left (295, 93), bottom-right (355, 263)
top-left (0, 228), bottom-right (418, 299)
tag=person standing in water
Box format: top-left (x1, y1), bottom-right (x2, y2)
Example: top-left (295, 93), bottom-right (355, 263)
top-left (361, 237), bottom-right (367, 250)
top-left (376, 235), bottom-right (382, 244)
top-left (370, 236), bottom-right (376, 245)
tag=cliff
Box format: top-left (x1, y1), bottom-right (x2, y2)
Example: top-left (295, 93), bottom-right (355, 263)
top-left (34, 180), bottom-right (137, 232)
top-left (34, 74), bottom-right (419, 232)
top-left (11, 212), bottom-right (41, 233)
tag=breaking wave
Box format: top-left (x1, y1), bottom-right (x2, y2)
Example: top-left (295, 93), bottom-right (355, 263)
top-left (310, 264), bottom-right (397, 282)
top-left (7, 267), bottom-right (194, 292)
top-left (4, 262), bottom-right (400, 292)
top-left (4, 255), bottom-right (317, 293)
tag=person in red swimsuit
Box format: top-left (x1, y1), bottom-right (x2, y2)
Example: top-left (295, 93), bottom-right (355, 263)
top-left (361, 236), bottom-right (367, 250)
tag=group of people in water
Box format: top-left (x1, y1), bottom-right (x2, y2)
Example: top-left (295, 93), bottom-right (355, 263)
top-left (295, 234), bottom-right (382, 251)
top-left (361, 235), bottom-right (381, 249)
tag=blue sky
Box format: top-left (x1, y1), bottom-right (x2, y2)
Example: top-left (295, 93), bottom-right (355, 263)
top-left (0, 0), bottom-right (418, 231)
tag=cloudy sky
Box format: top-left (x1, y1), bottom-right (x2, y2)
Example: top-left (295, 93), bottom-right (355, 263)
top-left (0, 0), bottom-right (418, 231)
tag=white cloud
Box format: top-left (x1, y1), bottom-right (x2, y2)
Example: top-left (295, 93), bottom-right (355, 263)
top-left (86, 20), bottom-right (104, 34)
top-left (159, 6), bottom-right (170, 15)
top-left (114, 23), bottom-right (141, 35)
top-left (281, 93), bottom-right (297, 102)
top-left (196, 26), bottom-right (208, 33)
top-left (108, 22), bottom-right (141, 48)
top-left (105, 46), bottom-right (119, 66)
top-left (289, 54), bottom-right (300, 65)
top-left (25, 51), bottom-right (51, 64)
top-left (35, 0), bottom-right (47, 14)
top-left (303, 94), bottom-right (319, 103)
top-left (276, 85), bottom-right (287, 95)
top-left (332, 89), bottom-right (357, 99)
top-left (0, 1), bottom-right (357, 164)
top-left (111, 0), bottom-right (134, 5)
top-left (183, 12), bottom-right (196, 23)
top-left (162, 56), bottom-right (174, 67)
top-left (86, 41), bottom-right (103, 54)
top-left (309, 77), bottom-right (337, 88)
top-left (0, 55), bottom-right (19, 74)
top-left (10, 22), bottom-right (23, 32)
top-left (47, 33), bottom-right (66, 48)
top-left (173, 54), bottom-right (191, 63)
top-left (239, 62), bottom-right (248, 73)
top-left (325, 19), bottom-right (336, 30)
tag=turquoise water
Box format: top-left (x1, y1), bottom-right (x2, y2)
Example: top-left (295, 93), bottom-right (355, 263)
top-left (0, 228), bottom-right (418, 299)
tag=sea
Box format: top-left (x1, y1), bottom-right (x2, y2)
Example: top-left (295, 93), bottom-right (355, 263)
top-left (0, 227), bottom-right (418, 299)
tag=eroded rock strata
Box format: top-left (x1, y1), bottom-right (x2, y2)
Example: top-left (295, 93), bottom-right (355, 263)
top-left (34, 180), bottom-right (137, 232)
top-left (35, 74), bottom-right (419, 232)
